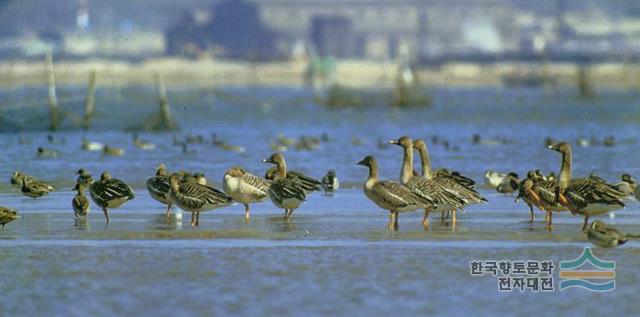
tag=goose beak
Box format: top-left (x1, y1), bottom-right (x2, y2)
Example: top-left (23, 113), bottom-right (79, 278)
top-left (356, 159), bottom-right (366, 166)
top-left (261, 158), bottom-right (271, 163)
top-left (388, 139), bottom-right (399, 145)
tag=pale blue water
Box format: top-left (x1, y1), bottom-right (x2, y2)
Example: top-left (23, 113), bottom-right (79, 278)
top-left (0, 86), bottom-right (639, 315)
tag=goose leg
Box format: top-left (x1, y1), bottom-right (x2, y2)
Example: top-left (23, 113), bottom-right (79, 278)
top-left (191, 212), bottom-right (195, 227)
top-left (244, 203), bottom-right (250, 222)
top-left (195, 212), bottom-right (200, 226)
top-left (388, 211), bottom-right (398, 231)
top-left (546, 211), bottom-right (553, 231)
top-left (440, 211), bottom-right (445, 223)
top-left (451, 210), bottom-right (457, 226)
top-left (1, 224), bottom-right (4, 229)
top-left (582, 216), bottom-right (589, 231)
top-left (166, 204), bottom-right (172, 217)
top-left (393, 211), bottom-right (399, 230)
top-left (528, 203), bottom-right (534, 223)
top-left (102, 208), bottom-right (110, 224)
top-left (422, 209), bottom-right (430, 229)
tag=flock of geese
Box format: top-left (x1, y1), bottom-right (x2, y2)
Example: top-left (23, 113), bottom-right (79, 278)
top-left (1, 135), bottom-right (638, 249)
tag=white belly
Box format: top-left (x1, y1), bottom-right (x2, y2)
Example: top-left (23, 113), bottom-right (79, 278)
top-left (580, 203), bottom-right (623, 216)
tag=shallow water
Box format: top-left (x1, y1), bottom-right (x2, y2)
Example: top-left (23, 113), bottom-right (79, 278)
top-left (1, 86), bottom-right (640, 315)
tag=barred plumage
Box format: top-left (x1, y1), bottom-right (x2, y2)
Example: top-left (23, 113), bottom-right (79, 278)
top-left (262, 153), bottom-right (308, 221)
top-left (89, 172), bottom-right (135, 224)
top-left (72, 183), bottom-right (90, 218)
top-left (0, 206), bottom-right (19, 229)
top-left (169, 173), bottom-right (233, 226)
top-left (223, 166), bottom-right (270, 221)
top-left (265, 166), bottom-right (321, 193)
top-left (146, 164), bottom-right (173, 216)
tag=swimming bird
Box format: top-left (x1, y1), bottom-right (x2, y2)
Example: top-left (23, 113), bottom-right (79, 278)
top-left (265, 167), bottom-right (321, 193)
top-left (168, 173), bottom-right (233, 227)
top-left (587, 220), bottom-right (639, 248)
top-left (262, 153), bottom-right (307, 222)
top-left (321, 170), bottom-right (340, 196)
top-left (0, 207), bottom-right (19, 229)
top-left (10, 171), bottom-right (37, 187)
top-left (81, 137), bottom-right (104, 151)
top-left (89, 172), bottom-right (135, 224)
top-left (357, 155), bottom-right (435, 230)
top-left (496, 172), bottom-right (519, 195)
top-left (223, 166), bottom-right (270, 221)
top-left (484, 170), bottom-right (507, 189)
top-left (72, 182), bottom-right (90, 218)
top-left (548, 142), bottom-right (625, 230)
top-left (133, 133), bottom-right (156, 150)
top-left (76, 169), bottom-right (93, 187)
top-left (146, 164), bottom-right (173, 216)
top-left (20, 178), bottom-right (54, 198)
top-left (37, 147), bottom-right (58, 158)
top-left (103, 145), bottom-right (125, 156)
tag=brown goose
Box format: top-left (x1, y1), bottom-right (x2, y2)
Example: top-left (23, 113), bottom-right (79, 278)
top-left (89, 172), bottom-right (135, 224)
top-left (357, 155), bottom-right (436, 230)
top-left (515, 171), bottom-right (567, 227)
top-left (262, 153), bottom-right (307, 221)
top-left (72, 182), bottom-right (90, 218)
top-left (0, 207), bottom-right (19, 229)
top-left (264, 166), bottom-right (321, 193)
top-left (223, 166), bottom-right (270, 221)
top-left (21, 178), bottom-right (54, 198)
top-left (146, 164), bottom-right (173, 216)
top-left (10, 171), bottom-right (37, 187)
top-left (548, 142), bottom-right (625, 230)
top-left (169, 173), bottom-right (233, 227)
top-left (389, 136), bottom-right (462, 228)
top-left (76, 169), bottom-right (93, 187)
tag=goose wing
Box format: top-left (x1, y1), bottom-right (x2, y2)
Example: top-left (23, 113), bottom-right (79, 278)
top-left (567, 178), bottom-right (625, 206)
top-left (288, 171), bottom-right (322, 192)
top-left (146, 176), bottom-right (171, 198)
top-left (90, 179), bottom-right (135, 203)
top-left (374, 180), bottom-right (433, 208)
top-left (242, 172), bottom-right (271, 193)
top-left (269, 178), bottom-right (306, 205)
top-left (435, 169), bottom-right (476, 189)
top-left (178, 182), bottom-right (233, 209)
top-left (409, 177), bottom-right (466, 208)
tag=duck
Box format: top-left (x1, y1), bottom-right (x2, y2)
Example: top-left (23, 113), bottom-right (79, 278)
top-left (10, 171), bottom-right (36, 187)
top-left (484, 170), bottom-right (507, 189)
top-left (133, 133), bottom-right (156, 150)
top-left (548, 142), bottom-right (625, 230)
top-left (81, 137), bottom-right (104, 151)
top-left (389, 137), bottom-right (461, 228)
top-left (262, 153), bottom-right (307, 222)
top-left (223, 166), bottom-right (270, 221)
top-left (72, 182), bottom-right (90, 218)
top-left (168, 173), bottom-right (233, 227)
top-left (76, 169), bottom-right (93, 187)
top-left (89, 172), bottom-right (135, 224)
top-left (496, 172), bottom-right (520, 195)
top-left (37, 147), bottom-right (58, 158)
top-left (613, 173), bottom-right (636, 197)
top-left (103, 145), bottom-right (125, 156)
top-left (21, 178), bottom-right (54, 198)
top-left (146, 164), bottom-right (173, 216)
top-left (0, 207), bottom-right (19, 229)
top-left (357, 155), bottom-right (435, 230)
top-left (587, 220), bottom-right (638, 248)
top-left (321, 170), bottom-right (340, 196)
top-left (264, 166), bottom-right (321, 193)
top-left (294, 136), bottom-right (320, 151)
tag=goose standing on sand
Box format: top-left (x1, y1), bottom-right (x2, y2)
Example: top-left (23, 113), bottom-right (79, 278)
top-left (146, 164), bottom-right (173, 216)
top-left (496, 172), bottom-right (520, 195)
top-left (262, 153), bottom-right (307, 222)
top-left (357, 155), bottom-right (435, 230)
top-left (0, 207), bottom-right (19, 229)
top-left (223, 166), bottom-right (270, 221)
top-left (89, 172), bottom-right (135, 224)
top-left (412, 138), bottom-right (487, 224)
top-left (548, 142), bottom-right (625, 230)
top-left (169, 173), bottom-right (233, 227)
top-left (389, 137), bottom-right (462, 228)
top-left (265, 166), bottom-right (321, 193)
top-left (72, 182), bottom-right (90, 218)
top-left (21, 178), bottom-right (54, 198)
top-left (515, 171), bottom-right (567, 227)
top-left (321, 170), bottom-right (340, 196)
top-left (587, 220), bottom-right (639, 248)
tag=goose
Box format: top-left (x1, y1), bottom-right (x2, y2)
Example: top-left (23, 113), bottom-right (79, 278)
top-left (389, 136), bottom-right (461, 227)
top-left (133, 133), bottom-right (156, 150)
top-left (265, 166), bottom-right (321, 193)
top-left (357, 155), bottom-right (435, 230)
top-left (434, 168), bottom-right (476, 189)
top-left (515, 171), bottom-right (568, 227)
top-left (76, 169), bottom-right (93, 187)
top-left (0, 207), bottom-right (19, 229)
top-left (21, 178), bottom-right (54, 198)
top-left (587, 220), bottom-right (639, 248)
top-left (81, 137), bottom-right (104, 151)
top-left (146, 164), bottom-right (173, 216)
top-left (217, 143), bottom-right (246, 153)
top-left (548, 142), bottom-right (625, 230)
top-left (223, 166), bottom-right (270, 221)
top-left (321, 170), bottom-right (340, 196)
top-left (72, 182), bottom-right (90, 218)
top-left (412, 138), bottom-right (487, 224)
top-left (37, 147), bottom-right (58, 158)
top-left (194, 173), bottom-right (207, 186)
top-left (103, 145), bottom-right (125, 156)
top-left (169, 173), bottom-right (233, 227)
top-left (262, 153), bottom-right (307, 221)
top-left (613, 173), bottom-right (636, 197)
top-left (89, 172), bottom-right (135, 224)
top-left (10, 171), bottom-right (36, 187)
top-left (484, 170), bottom-right (507, 189)
top-left (496, 172), bottom-right (519, 195)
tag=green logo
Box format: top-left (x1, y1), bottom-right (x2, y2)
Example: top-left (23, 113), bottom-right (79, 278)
top-left (559, 247), bottom-right (615, 292)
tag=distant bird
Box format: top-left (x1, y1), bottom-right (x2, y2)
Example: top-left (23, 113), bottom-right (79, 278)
top-left (185, 134), bottom-right (204, 144)
top-left (265, 167), bottom-right (321, 193)
top-left (587, 220), bottom-right (639, 248)
top-left (37, 147), bottom-right (58, 158)
top-left (351, 136), bottom-right (365, 146)
top-left (20, 178), bottom-right (54, 198)
top-left (133, 133), bottom-right (156, 150)
top-left (82, 137), bottom-right (104, 151)
top-left (496, 172), bottom-right (520, 195)
top-left (72, 182), bottom-right (90, 218)
top-left (10, 171), bottom-right (36, 187)
top-left (603, 136), bottom-right (615, 147)
top-left (223, 166), bottom-right (270, 221)
top-left (484, 170), bottom-right (507, 189)
top-left (168, 173), bottom-right (233, 227)
top-left (0, 207), bottom-right (19, 229)
top-left (262, 153), bottom-right (308, 222)
top-left (357, 155), bottom-right (434, 231)
top-left (89, 172), bottom-right (135, 224)
top-left (103, 145), bottom-right (125, 156)
top-left (47, 134), bottom-right (65, 144)
top-left (146, 164), bottom-right (172, 216)
top-left (76, 169), bottom-right (93, 187)
top-left (294, 136), bottom-right (320, 151)
top-left (613, 173), bottom-right (636, 197)
top-left (321, 170), bottom-right (340, 196)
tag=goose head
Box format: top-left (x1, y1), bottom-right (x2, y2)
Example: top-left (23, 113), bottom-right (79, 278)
top-left (356, 156), bottom-right (375, 167)
top-left (156, 164), bottom-right (167, 176)
top-left (100, 172), bottom-right (111, 181)
top-left (548, 141), bottom-right (570, 154)
top-left (622, 173), bottom-right (636, 184)
top-left (225, 167), bottom-right (246, 179)
top-left (262, 153), bottom-right (285, 166)
top-left (388, 136), bottom-right (412, 148)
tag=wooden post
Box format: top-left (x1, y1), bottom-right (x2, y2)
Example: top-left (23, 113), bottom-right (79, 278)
top-left (82, 70), bottom-right (97, 130)
top-left (45, 49), bottom-right (59, 130)
top-left (156, 73), bottom-right (176, 130)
